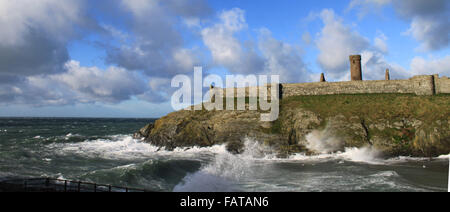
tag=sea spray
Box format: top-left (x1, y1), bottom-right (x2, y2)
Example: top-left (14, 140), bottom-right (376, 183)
top-left (340, 146), bottom-right (383, 164)
top-left (305, 126), bottom-right (343, 154)
top-left (173, 138), bottom-right (275, 192)
top-left (304, 127), bottom-right (383, 164)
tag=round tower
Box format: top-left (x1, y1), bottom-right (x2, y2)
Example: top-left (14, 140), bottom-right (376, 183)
top-left (349, 55), bottom-right (362, 81)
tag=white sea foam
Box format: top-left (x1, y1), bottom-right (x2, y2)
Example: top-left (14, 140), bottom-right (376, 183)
top-left (51, 135), bottom-right (160, 159)
top-left (50, 131), bottom-right (444, 165)
top-left (174, 138), bottom-right (271, 192)
top-left (340, 146), bottom-right (383, 164)
top-left (290, 128), bottom-right (385, 164)
top-left (437, 154), bottom-right (450, 159)
top-left (286, 146), bottom-right (383, 165)
top-left (50, 135), bottom-right (228, 160)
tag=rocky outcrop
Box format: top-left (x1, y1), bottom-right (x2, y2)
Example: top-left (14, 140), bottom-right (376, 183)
top-left (138, 109), bottom-right (287, 153)
top-left (135, 94), bottom-right (450, 157)
top-left (133, 123), bottom-right (154, 139)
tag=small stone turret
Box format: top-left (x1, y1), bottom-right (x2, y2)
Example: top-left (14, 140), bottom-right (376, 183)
top-left (385, 69), bottom-right (390, 80)
top-left (209, 84), bottom-right (215, 102)
top-left (349, 55), bottom-right (362, 81)
top-left (320, 73), bottom-right (326, 82)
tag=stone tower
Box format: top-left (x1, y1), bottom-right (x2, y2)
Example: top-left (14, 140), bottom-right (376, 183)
top-left (320, 73), bottom-right (326, 82)
top-left (209, 84), bottom-right (215, 102)
top-left (385, 69), bottom-right (390, 80)
top-left (349, 55), bottom-right (362, 81)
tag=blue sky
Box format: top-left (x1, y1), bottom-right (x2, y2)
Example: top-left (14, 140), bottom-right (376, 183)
top-left (0, 0), bottom-right (449, 118)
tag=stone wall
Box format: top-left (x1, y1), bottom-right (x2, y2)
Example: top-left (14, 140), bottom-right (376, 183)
top-left (434, 75), bottom-right (450, 94)
top-left (282, 75), bottom-right (436, 97)
top-left (210, 74), bottom-right (449, 99)
top-left (211, 86), bottom-right (273, 98)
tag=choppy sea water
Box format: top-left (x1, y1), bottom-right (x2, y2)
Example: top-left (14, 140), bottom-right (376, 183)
top-left (0, 118), bottom-right (448, 192)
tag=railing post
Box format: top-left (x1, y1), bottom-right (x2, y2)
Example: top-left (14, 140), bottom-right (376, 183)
top-left (45, 178), bottom-right (50, 187)
top-left (94, 184), bottom-right (97, 192)
top-left (64, 180), bottom-right (67, 192)
top-left (78, 181), bottom-right (81, 192)
top-left (126, 187), bottom-right (128, 192)
top-left (109, 185), bottom-right (112, 192)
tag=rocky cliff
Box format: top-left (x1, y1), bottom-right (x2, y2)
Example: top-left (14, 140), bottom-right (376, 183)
top-left (135, 94), bottom-right (450, 158)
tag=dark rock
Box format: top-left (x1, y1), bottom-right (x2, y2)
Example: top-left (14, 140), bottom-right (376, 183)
top-left (226, 140), bottom-right (245, 154)
top-left (133, 123), bottom-right (154, 139)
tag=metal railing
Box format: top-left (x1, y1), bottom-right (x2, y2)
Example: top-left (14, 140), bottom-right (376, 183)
top-left (0, 178), bottom-right (152, 192)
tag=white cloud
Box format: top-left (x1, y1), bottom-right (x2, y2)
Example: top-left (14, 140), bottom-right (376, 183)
top-left (409, 56), bottom-right (450, 77)
top-left (104, 0), bottom-right (211, 77)
top-left (0, 0), bottom-right (215, 106)
top-left (374, 32), bottom-right (388, 54)
top-left (53, 61), bottom-right (147, 103)
top-left (201, 8), bottom-right (264, 75)
top-left (201, 8), bottom-right (311, 82)
top-left (360, 51), bottom-right (410, 80)
top-left (348, 0), bottom-right (392, 18)
top-left (315, 9), bottom-right (370, 78)
top-left (0, 61), bottom-right (148, 106)
top-left (313, 9), bottom-right (414, 81)
top-left (201, 8), bottom-right (246, 65)
top-left (0, 0), bottom-right (90, 76)
top-left (406, 16), bottom-right (450, 51)
top-left (258, 29), bottom-right (311, 83)
top-left (219, 8), bottom-right (248, 32)
top-left (0, 0), bottom-right (86, 46)
top-left (302, 32), bottom-right (312, 45)
top-left (349, 0), bottom-right (450, 51)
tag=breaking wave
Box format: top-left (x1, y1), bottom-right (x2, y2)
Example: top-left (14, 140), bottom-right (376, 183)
top-left (173, 138), bottom-right (267, 192)
top-left (42, 133), bottom-right (447, 192)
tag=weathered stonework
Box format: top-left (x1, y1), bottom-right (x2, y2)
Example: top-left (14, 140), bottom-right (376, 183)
top-left (350, 55), bottom-right (362, 81)
top-left (282, 75), bottom-right (438, 97)
top-left (320, 73), bottom-right (326, 82)
top-left (435, 75), bottom-right (450, 94)
top-left (211, 74), bottom-right (448, 98)
top-left (385, 69), bottom-right (390, 80)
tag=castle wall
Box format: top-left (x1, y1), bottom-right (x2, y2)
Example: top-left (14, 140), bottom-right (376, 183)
top-left (282, 75), bottom-right (436, 97)
top-left (210, 74), bottom-right (449, 100)
top-left (435, 75), bottom-right (450, 94)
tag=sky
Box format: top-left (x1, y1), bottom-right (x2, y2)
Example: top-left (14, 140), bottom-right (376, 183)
top-left (0, 0), bottom-right (449, 118)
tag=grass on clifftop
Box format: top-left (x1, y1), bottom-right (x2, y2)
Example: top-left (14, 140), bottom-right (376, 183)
top-left (281, 93), bottom-right (449, 124)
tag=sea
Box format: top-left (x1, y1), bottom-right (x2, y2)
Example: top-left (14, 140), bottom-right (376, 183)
top-left (0, 118), bottom-right (448, 192)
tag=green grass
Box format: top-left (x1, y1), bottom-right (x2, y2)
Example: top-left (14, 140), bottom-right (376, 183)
top-left (280, 93), bottom-right (449, 124)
